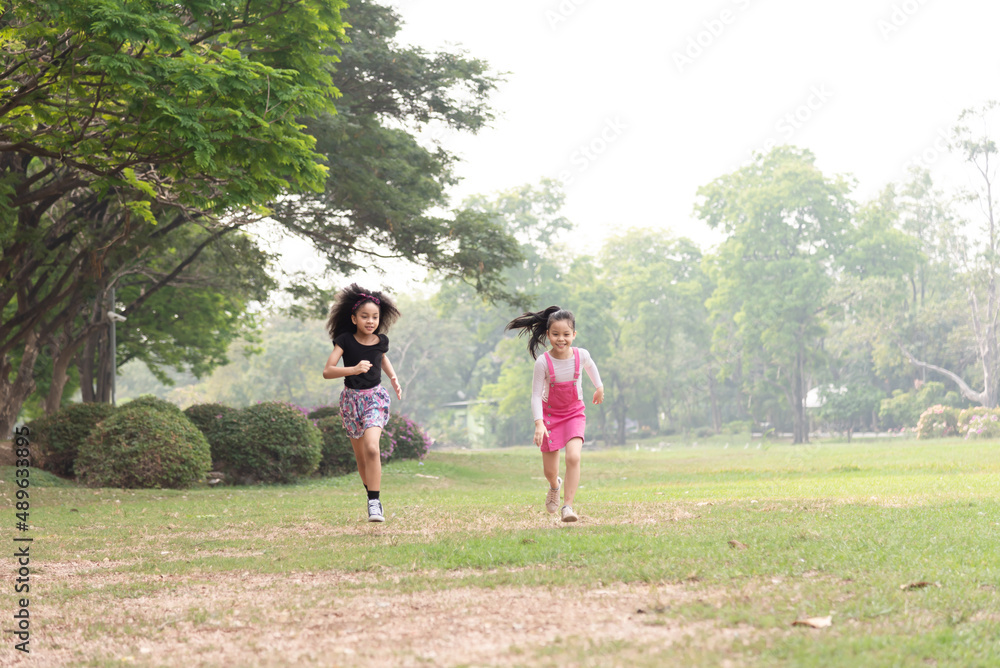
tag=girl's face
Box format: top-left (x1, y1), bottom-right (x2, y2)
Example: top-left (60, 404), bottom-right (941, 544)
top-left (352, 302), bottom-right (380, 335)
top-left (547, 319), bottom-right (576, 353)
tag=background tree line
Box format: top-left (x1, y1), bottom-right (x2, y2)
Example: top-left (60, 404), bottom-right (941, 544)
top-left (100, 105), bottom-right (999, 447)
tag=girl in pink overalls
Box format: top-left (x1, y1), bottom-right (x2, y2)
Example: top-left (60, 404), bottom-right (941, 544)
top-left (506, 307), bottom-right (604, 522)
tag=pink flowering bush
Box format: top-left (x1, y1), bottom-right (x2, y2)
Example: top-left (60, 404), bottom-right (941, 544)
top-left (915, 404), bottom-right (960, 439)
top-left (384, 413), bottom-right (433, 462)
top-left (958, 407), bottom-right (1000, 440)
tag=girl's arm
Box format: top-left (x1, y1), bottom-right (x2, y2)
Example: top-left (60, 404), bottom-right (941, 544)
top-left (382, 355), bottom-right (402, 399)
top-left (583, 351), bottom-right (604, 405)
top-left (323, 345), bottom-right (371, 379)
top-left (532, 357), bottom-right (548, 447)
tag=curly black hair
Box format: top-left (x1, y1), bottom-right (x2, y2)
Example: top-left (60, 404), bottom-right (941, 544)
top-left (325, 283), bottom-right (401, 340)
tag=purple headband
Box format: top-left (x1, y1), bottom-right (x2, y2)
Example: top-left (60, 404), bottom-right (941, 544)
top-left (352, 293), bottom-right (380, 311)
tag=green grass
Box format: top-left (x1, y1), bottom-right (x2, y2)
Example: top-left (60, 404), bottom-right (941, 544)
top-left (5, 438), bottom-right (1000, 666)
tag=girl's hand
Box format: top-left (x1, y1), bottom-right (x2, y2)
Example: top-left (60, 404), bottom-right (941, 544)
top-left (533, 421), bottom-right (549, 448)
top-left (390, 375), bottom-right (402, 399)
top-left (354, 360), bottom-right (372, 375)
top-left (592, 387), bottom-right (604, 405)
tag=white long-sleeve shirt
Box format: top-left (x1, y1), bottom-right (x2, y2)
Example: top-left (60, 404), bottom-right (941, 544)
top-left (531, 348), bottom-right (603, 421)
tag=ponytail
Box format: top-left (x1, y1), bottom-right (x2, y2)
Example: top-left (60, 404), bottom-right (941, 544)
top-left (505, 306), bottom-right (576, 359)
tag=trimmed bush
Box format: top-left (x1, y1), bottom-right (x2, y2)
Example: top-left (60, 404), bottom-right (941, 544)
top-left (76, 406), bottom-right (212, 489)
top-left (316, 416), bottom-right (357, 476)
top-left (915, 404), bottom-right (960, 439)
top-left (307, 405), bottom-right (341, 420)
top-left (120, 394), bottom-right (185, 418)
top-left (184, 403), bottom-right (238, 437)
top-left (958, 407), bottom-right (1000, 440)
top-left (210, 401), bottom-right (322, 484)
top-left (384, 413), bottom-right (432, 462)
top-left (26, 402), bottom-right (116, 477)
top-left (721, 420), bottom-right (753, 435)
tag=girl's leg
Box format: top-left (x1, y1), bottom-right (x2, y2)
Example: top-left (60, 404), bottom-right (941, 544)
top-left (541, 449), bottom-right (561, 489)
top-left (562, 438), bottom-right (583, 507)
top-left (349, 436), bottom-right (368, 488)
top-left (358, 427), bottom-right (383, 491)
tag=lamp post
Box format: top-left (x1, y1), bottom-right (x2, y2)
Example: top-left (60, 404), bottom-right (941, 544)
top-left (106, 287), bottom-right (126, 406)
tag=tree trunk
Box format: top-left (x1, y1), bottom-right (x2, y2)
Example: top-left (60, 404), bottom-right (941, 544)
top-left (78, 329), bottom-right (99, 403)
top-left (708, 372), bottom-right (721, 433)
top-left (0, 333), bottom-right (40, 437)
top-left (788, 349), bottom-right (809, 444)
top-left (43, 344), bottom-right (77, 415)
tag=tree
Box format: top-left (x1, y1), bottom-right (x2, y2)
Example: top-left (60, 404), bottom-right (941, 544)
top-left (1, 0), bottom-right (348, 434)
top-left (896, 102), bottom-right (1000, 407)
top-left (595, 229), bottom-right (710, 442)
top-left (276, 0), bottom-right (522, 316)
top-left (2, 0), bottom-right (524, 434)
top-left (697, 146), bottom-right (855, 443)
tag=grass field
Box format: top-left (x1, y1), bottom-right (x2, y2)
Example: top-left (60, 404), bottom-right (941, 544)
top-left (2, 436), bottom-right (999, 667)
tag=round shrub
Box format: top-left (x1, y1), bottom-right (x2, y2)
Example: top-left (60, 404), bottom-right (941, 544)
top-left (316, 416), bottom-right (357, 476)
top-left (26, 402), bottom-right (117, 477)
top-left (184, 403), bottom-right (238, 436)
top-left (307, 405), bottom-right (341, 420)
top-left (211, 401), bottom-right (322, 484)
top-left (384, 413), bottom-right (432, 462)
top-left (120, 394), bottom-right (185, 418)
top-left (915, 404), bottom-right (960, 439)
top-left (76, 406), bottom-right (212, 489)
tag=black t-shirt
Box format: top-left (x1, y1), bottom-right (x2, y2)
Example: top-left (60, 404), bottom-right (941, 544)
top-left (333, 332), bottom-right (389, 390)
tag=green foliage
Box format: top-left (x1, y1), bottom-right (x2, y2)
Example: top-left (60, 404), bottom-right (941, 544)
top-left (208, 401), bottom-right (321, 484)
top-left (76, 406), bottom-right (212, 489)
top-left (119, 394), bottom-right (186, 417)
top-left (2, 0), bottom-right (346, 207)
top-left (26, 402), bottom-right (116, 477)
top-left (307, 405), bottom-right (342, 420)
top-left (816, 383), bottom-right (884, 432)
top-left (957, 407), bottom-right (1000, 440)
top-left (879, 382), bottom-right (961, 429)
top-left (276, 0), bottom-right (520, 313)
top-left (174, 318), bottom-right (337, 408)
top-left (183, 403), bottom-right (238, 438)
top-left (721, 420), bottom-right (753, 435)
top-left (915, 405), bottom-right (960, 439)
top-left (315, 414), bottom-right (357, 476)
top-left (384, 413), bottom-right (433, 461)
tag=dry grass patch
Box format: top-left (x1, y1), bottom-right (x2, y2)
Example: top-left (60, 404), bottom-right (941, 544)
top-left (15, 570), bottom-right (733, 668)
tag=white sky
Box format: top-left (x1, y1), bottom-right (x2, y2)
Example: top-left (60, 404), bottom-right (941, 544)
top-left (388, 0), bottom-right (999, 254)
top-left (273, 0), bottom-right (1000, 295)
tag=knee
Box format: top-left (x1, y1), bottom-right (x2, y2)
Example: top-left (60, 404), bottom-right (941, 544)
top-left (565, 451), bottom-right (581, 468)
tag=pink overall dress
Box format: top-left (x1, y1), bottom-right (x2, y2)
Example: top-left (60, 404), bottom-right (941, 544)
top-left (540, 348), bottom-right (587, 452)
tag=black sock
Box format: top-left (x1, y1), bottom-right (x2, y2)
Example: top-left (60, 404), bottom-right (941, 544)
top-left (367, 490), bottom-right (380, 501)
top-left (364, 484), bottom-right (369, 492)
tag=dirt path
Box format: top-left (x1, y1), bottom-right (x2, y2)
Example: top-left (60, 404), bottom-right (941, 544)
top-left (4, 563), bottom-right (745, 667)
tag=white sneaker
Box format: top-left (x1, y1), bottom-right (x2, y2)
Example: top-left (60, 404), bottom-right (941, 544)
top-left (368, 499), bottom-right (385, 522)
top-left (545, 477), bottom-right (562, 514)
top-left (561, 505), bottom-right (578, 522)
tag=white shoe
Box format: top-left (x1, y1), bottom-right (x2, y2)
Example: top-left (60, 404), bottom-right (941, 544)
top-left (545, 477), bottom-right (562, 514)
top-left (561, 505), bottom-right (578, 522)
top-left (368, 499), bottom-right (385, 522)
